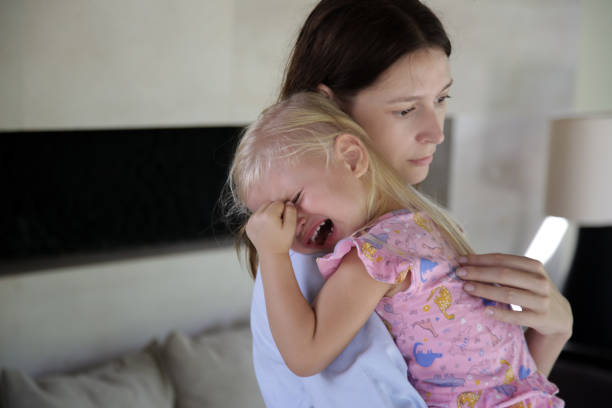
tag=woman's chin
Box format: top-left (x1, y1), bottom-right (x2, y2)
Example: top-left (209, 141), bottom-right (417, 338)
top-left (405, 167), bottom-right (430, 186)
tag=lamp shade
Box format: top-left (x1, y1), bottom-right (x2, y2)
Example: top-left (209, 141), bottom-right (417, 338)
top-left (546, 114), bottom-right (612, 226)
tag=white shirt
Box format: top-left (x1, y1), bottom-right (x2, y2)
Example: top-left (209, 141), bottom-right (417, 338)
top-left (251, 250), bottom-right (426, 407)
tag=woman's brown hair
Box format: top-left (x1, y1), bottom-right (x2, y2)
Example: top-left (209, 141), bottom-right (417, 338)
top-left (280, 0), bottom-right (451, 104)
top-left (231, 0), bottom-right (453, 278)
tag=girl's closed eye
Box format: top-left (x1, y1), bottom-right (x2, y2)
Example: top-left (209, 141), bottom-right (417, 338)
top-left (291, 190), bottom-right (303, 205)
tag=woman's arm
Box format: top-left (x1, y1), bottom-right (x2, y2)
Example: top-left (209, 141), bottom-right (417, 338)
top-left (456, 253), bottom-right (573, 376)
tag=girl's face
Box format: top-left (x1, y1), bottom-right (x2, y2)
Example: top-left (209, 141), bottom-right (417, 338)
top-left (245, 153), bottom-right (369, 254)
top-left (346, 47), bottom-right (451, 185)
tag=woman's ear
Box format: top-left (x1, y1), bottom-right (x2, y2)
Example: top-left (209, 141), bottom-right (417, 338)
top-left (316, 83), bottom-right (335, 100)
top-left (334, 133), bottom-right (369, 179)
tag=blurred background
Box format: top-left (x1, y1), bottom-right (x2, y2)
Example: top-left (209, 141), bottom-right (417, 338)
top-left (1, 0), bottom-right (611, 403)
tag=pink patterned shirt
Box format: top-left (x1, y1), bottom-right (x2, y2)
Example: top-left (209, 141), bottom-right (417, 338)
top-left (317, 210), bottom-right (562, 407)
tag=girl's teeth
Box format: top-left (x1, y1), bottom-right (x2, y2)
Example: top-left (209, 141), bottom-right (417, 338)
top-left (310, 221), bottom-right (325, 243)
top-left (309, 220), bottom-right (333, 244)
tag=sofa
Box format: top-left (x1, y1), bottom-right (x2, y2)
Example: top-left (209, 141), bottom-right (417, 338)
top-left (0, 322), bottom-right (265, 408)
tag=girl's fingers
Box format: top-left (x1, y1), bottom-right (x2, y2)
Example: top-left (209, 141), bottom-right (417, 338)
top-left (282, 202), bottom-right (297, 230)
top-left (246, 201), bottom-right (297, 255)
top-left (251, 201), bottom-right (279, 220)
top-left (253, 201), bottom-right (289, 226)
top-left (264, 201), bottom-right (286, 217)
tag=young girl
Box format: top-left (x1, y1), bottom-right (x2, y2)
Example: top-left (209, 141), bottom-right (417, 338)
top-left (227, 92), bottom-right (563, 407)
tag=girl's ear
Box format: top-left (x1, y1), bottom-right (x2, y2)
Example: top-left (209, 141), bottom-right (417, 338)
top-left (316, 83), bottom-right (335, 100)
top-left (334, 133), bottom-right (369, 178)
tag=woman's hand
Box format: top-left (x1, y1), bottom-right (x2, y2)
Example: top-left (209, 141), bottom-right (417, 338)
top-left (246, 201), bottom-right (296, 256)
top-left (456, 253), bottom-right (573, 376)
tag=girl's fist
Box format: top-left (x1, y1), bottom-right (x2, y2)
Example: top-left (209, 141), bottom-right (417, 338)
top-left (246, 201), bottom-right (296, 255)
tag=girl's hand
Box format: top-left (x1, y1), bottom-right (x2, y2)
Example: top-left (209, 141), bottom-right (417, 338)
top-left (246, 201), bottom-right (296, 256)
top-left (456, 253), bottom-right (572, 375)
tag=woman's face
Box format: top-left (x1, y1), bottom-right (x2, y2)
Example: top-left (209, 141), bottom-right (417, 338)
top-left (346, 47), bottom-right (452, 185)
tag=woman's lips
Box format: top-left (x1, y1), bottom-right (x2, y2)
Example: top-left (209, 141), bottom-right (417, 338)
top-left (409, 155), bottom-right (433, 166)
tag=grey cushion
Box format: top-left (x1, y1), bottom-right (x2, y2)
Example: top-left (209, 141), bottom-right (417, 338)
top-left (0, 343), bottom-right (174, 408)
top-left (160, 323), bottom-right (264, 408)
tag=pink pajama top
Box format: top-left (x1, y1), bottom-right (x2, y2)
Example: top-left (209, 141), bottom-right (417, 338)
top-left (317, 210), bottom-right (562, 407)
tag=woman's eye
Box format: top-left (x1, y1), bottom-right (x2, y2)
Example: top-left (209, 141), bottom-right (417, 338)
top-left (397, 107), bottom-right (415, 117)
top-left (437, 95), bottom-right (451, 104)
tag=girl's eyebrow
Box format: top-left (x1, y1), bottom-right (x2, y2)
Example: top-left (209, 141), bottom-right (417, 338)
top-left (385, 79), bottom-right (453, 105)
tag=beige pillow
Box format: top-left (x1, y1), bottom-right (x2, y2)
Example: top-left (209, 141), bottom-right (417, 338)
top-left (0, 343), bottom-right (174, 408)
top-left (160, 324), bottom-right (265, 408)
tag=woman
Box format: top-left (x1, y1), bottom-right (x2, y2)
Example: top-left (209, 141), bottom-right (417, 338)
top-left (250, 1), bottom-right (572, 406)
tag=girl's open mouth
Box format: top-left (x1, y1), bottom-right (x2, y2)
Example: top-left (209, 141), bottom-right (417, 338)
top-left (308, 219), bottom-right (334, 246)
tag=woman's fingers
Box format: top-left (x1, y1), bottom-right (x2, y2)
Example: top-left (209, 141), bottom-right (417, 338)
top-left (484, 306), bottom-right (555, 331)
top-left (458, 265), bottom-right (550, 297)
top-left (458, 253), bottom-right (545, 276)
top-left (457, 253), bottom-right (551, 312)
top-left (463, 281), bottom-right (549, 313)
top-left (458, 254), bottom-right (572, 374)
top-left (457, 252), bottom-right (572, 337)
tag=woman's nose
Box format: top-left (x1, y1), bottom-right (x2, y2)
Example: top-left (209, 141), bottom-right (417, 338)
top-left (416, 108), bottom-right (445, 144)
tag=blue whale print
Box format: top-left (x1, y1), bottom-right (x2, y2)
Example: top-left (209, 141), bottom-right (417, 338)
top-left (413, 342), bottom-right (443, 367)
top-left (419, 258), bottom-right (438, 283)
top-left (423, 374), bottom-right (465, 391)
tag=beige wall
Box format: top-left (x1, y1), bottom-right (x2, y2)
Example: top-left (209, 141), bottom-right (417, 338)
top-left (0, 0), bottom-right (311, 130)
top-left (436, 0), bottom-right (580, 259)
top-left (2, 0), bottom-right (593, 130)
top-left (575, 0), bottom-right (612, 112)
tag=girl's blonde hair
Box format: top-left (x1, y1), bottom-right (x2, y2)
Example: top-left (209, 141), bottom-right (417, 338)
top-left (224, 92), bottom-right (472, 278)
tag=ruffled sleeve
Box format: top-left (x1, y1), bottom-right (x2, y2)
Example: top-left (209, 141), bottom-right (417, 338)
top-left (316, 211), bottom-right (455, 290)
top-left (317, 230), bottom-right (416, 286)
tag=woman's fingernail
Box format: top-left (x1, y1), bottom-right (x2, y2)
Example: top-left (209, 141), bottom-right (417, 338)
top-left (457, 256), bottom-right (467, 264)
top-left (464, 283), bottom-right (475, 292)
top-left (456, 268), bottom-right (467, 277)
top-left (485, 307), bottom-right (495, 316)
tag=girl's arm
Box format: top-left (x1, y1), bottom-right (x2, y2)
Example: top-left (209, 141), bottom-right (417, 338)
top-left (261, 248), bottom-right (391, 377)
top-left (456, 253), bottom-right (573, 376)
top-left (247, 201), bottom-right (392, 377)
